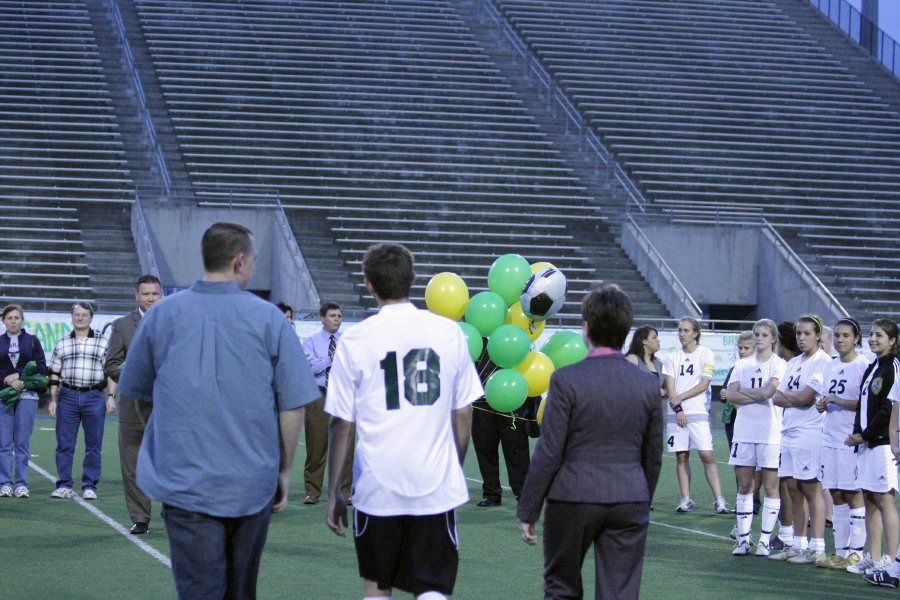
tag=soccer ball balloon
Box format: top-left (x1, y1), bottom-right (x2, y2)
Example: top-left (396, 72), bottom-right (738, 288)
top-left (520, 267), bottom-right (567, 321)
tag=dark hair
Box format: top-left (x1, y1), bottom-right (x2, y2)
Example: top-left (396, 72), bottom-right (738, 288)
top-left (582, 284), bottom-right (634, 349)
top-left (136, 274), bottom-right (161, 289)
top-left (777, 321), bottom-right (799, 354)
top-left (362, 243), bottom-right (415, 301)
top-left (201, 222), bottom-right (253, 272)
top-left (679, 316), bottom-right (702, 342)
top-left (71, 301), bottom-right (94, 316)
top-left (319, 301), bottom-right (342, 317)
top-left (1, 304), bottom-right (23, 320)
top-left (872, 318), bottom-right (900, 358)
top-left (835, 317), bottom-right (862, 348)
top-left (276, 301), bottom-right (293, 314)
top-left (626, 325), bottom-right (658, 360)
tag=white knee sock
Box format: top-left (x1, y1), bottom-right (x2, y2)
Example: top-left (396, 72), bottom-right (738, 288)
top-left (831, 503), bottom-right (849, 557)
top-left (735, 493), bottom-right (753, 543)
top-left (759, 498), bottom-right (780, 546)
top-left (848, 506), bottom-right (866, 555)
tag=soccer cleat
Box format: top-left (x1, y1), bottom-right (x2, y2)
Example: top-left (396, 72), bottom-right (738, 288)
top-left (51, 487), bottom-right (74, 499)
top-left (787, 549), bottom-right (824, 564)
top-left (732, 540), bottom-right (751, 556)
top-left (847, 553), bottom-right (875, 574)
top-left (768, 546), bottom-right (798, 561)
top-left (816, 554), bottom-right (839, 569)
top-left (82, 489), bottom-right (97, 500)
top-left (769, 537), bottom-right (786, 551)
top-left (755, 541), bottom-right (770, 557)
top-left (675, 497), bottom-right (695, 512)
top-left (865, 569), bottom-right (900, 588)
top-left (833, 552), bottom-right (862, 571)
top-left (0, 485), bottom-right (12, 497)
top-left (14, 487), bottom-right (29, 498)
top-left (714, 497), bottom-right (730, 514)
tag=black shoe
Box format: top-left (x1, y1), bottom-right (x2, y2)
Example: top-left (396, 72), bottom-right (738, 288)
top-left (130, 522), bottom-right (149, 535)
top-left (476, 498), bottom-right (501, 507)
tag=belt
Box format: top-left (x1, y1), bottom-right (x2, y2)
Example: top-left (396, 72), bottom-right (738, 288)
top-left (61, 382), bottom-right (105, 392)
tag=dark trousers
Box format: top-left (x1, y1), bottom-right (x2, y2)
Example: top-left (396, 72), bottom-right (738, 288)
top-left (471, 404), bottom-right (530, 502)
top-left (303, 394), bottom-right (353, 499)
top-left (543, 500), bottom-right (649, 600)
top-left (162, 501), bottom-right (273, 600)
top-left (119, 399), bottom-right (153, 524)
top-left (55, 387), bottom-right (106, 490)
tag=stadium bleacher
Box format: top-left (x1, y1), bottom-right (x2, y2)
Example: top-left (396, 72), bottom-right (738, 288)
top-left (490, 0), bottom-right (900, 321)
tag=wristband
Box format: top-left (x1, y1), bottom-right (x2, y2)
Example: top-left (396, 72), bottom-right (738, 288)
top-left (671, 403), bottom-right (683, 414)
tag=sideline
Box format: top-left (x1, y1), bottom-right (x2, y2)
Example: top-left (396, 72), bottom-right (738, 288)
top-left (28, 460), bottom-right (172, 569)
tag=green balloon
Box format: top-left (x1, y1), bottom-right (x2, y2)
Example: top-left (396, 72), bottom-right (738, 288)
top-left (487, 254), bottom-right (532, 306)
top-left (541, 330), bottom-right (588, 369)
top-left (464, 291), bottom-right (507, 337)
top-left (486, 324), bottom-right (531, 369)
top-left (459, 322), bottom-right (484, 362)
top-left (484, 369), bottom-right (528, 412)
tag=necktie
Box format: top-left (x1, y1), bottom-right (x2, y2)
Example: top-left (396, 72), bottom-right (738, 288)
top-left (324, 334), bottom-right (336, 388)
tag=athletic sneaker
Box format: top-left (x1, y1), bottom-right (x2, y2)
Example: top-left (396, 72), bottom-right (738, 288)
top-left (847, 553), bottom-right (875, 574)
top-left (0, 485), bottom-right (12, 497)
top-left (730, 524), bottom-right (737, 540)
top-left (675, 497), bottom-right (695, 512)
top-left (768, 546), bottom-right (799, 561)
top-left (51, 486), bottom-right (74, 499)
top-left (870, 555), bottom-right (893, 574)
top-left (14, 487), bottom-right (29, 498)
top-left (787, 549), bottom-right (826, 565)
top-left (833, 551), bottom-right (863, 571)
top-left (816, 554), bottom-right (842, 569)
top-left (865, 569), bottom-right (900, 588)
top-left (732, 540), bottom-right (751, 556)
top-left (755, 541), bottom-right (770, 557)
top-left (714, 497), bottom-right (730, 514)
top-left (82, 489), bottom-right (97, 500)
top-left (770, 537), bottom-right (786, 551)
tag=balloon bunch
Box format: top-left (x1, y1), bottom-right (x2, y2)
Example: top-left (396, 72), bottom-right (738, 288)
top-left (424, 254), bottom-right (588, 414)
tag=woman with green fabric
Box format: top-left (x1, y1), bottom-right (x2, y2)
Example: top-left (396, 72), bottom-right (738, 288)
top-left (0, 304), bottom-right (47, 498)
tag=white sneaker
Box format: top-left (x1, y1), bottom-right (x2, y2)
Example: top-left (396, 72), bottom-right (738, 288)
top-left (0, 485), bottom-right (12, 497)
top-left (788, 549), bottom-right (826, 565)
top-left (768, 546), bottom-right (798, 561)
top-left (755, 541), bottom-right (770, 557)
top-left (732, 540), bottom-right (751, 556)
top-left (14, 487), bottom-right (29, 498)
top-left (51, 487), bottom-right (74, 499)
top-left (82, 489), bottom-right (97, 500)
top-left (868, 555), bottom-right (893, 574)
top-left (714, 497), bottom-right (730, 514)
top-left (675, 497), bottom-right (695, 512)
top-left (847, 553), bottom-right (875, 574)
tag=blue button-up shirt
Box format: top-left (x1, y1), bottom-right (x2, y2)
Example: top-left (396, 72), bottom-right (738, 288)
top-left (302, 328), bottom-right (341, 388)
top-left (119, 280), bottom-right (320, 517)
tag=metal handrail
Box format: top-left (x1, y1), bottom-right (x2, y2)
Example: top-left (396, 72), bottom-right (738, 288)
top-left (625, 214), bottom-right (702, 318)
top-left (808, 0), bottom-right (900, 78)
top-left (761, 218), bottom-right (849, 319)
top-left (273, 196), bottom-right (320, 311)
top-left (131, 193), bottom-right (160, 278)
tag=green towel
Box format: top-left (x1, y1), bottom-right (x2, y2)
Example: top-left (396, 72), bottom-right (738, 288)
top-left (2, 361), bottom-right (49, 411)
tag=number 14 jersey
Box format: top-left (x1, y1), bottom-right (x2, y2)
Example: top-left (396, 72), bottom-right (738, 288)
top-left (325, 302), bottom-right (483, 516)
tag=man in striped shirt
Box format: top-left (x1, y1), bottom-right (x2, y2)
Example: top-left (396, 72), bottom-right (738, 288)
top-left (47, 302), bottom-right (113, 500)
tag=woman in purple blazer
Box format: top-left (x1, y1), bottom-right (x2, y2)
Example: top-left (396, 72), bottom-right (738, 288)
top-left (517, 284), bottom-right (663, 600)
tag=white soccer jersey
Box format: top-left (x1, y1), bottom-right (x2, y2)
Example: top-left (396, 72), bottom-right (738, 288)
top-left (324, 302), bottom-right (483, 517)
top-left (663, 345), bottom-right (715, 418)
top-left (778, 349), bottom-right (831, 433)
top-left (816, 355), bottom-right (869, 448)
top-left (732, 354), bottom-right (787, 444)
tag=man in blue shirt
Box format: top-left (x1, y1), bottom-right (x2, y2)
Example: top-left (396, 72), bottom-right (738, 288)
top-left (119, 222), bottom-right (320, 599)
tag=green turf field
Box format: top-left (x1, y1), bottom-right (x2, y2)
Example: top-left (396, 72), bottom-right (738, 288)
top-left (7, 414), bottom-right (899, 599)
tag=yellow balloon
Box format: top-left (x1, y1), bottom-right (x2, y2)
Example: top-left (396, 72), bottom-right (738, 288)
top-left (530, 261), bottom-right (556, 275)
top-left (536, 394), bottom-right (547, 424)
top-left (515, 351), bottom-right (554, 396)
top-left (506, 301), bottom-right (545, 342)
top-left (425, 272), bottom-right (469, 321)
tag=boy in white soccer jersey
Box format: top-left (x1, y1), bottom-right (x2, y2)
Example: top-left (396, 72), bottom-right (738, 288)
top-left (723, 319), bottom-right (787, 556)
top-left (663, 317), bottom-right (728, 514)
top-left (325, 243), bottom-right (483, 600)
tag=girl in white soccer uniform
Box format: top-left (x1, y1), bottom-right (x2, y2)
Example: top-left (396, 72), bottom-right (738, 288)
top-left (846, 319), bottom-right (900, 584)
top-left (813, 318), bottom-right (869, 570)
top-left (725, 319), bottom-right (786, 556)
top-left (663, 317), bottom-right (728, 514)
top-left (769, 315), bottom-right (832, 565)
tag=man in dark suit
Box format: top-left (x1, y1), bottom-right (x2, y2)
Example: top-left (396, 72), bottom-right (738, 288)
top-left (517, 284), bottom-right (663, 600)
top-left (104, 274), bottom-right (162, 535)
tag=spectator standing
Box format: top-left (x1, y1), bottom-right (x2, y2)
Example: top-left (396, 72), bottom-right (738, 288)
top-left (118, 222), bottom-right (320, 599)
top-left (104, 274), bottom-right (163, 534)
